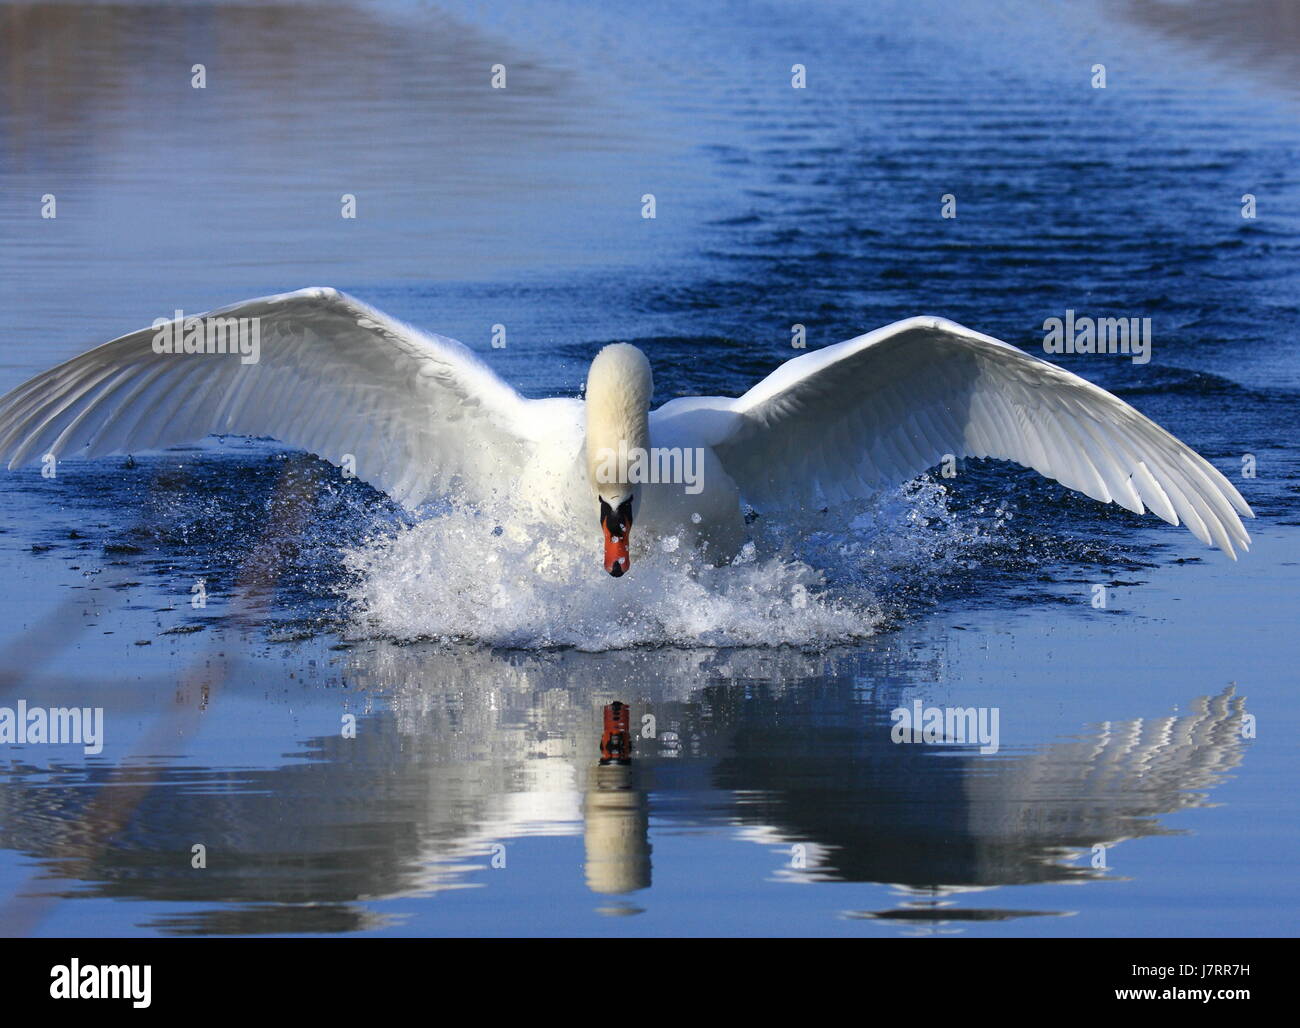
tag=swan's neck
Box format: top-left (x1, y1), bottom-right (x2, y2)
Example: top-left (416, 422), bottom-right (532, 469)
top-left (585, 343), bottom-right (653, 498)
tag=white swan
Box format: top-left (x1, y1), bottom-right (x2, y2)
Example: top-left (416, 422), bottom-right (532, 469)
top-left (0, 287), bottom-right (1253, 575)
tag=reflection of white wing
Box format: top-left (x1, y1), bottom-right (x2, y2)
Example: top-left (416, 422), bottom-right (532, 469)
top-left (971, 687), bottom-right (1250, 826)
top-left (0, 288), bottom-right (550, 509)
top-left (685, 316), bottom-right (1253, 556)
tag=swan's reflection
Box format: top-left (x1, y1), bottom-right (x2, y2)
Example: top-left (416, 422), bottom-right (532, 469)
top-left (584, 702), bottom-right (650, 899)
top-left (585, 762), bottom-right (651, 899)
top-left (0, 642), bottom-right (1249, 934)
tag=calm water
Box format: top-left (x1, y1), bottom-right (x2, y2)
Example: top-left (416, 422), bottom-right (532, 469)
top-left (0, 0), bottom-right (1297, 936)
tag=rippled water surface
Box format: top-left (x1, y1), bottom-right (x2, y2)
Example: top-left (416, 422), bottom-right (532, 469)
top-left (0, 0), bottom-right (1297, 936)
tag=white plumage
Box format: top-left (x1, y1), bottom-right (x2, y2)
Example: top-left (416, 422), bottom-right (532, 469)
top-left (585, 342), bottom-right (653, 506)
top-left (0, 288), bottom-right (1253, 571)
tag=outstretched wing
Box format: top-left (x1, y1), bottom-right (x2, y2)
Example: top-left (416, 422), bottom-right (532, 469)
top-left (672, 316), bottom-right (1253, 557)
top-left (0, 287), bottom-right (545, 509)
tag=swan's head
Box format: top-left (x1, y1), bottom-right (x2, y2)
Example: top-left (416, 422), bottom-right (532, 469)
top-left (585, 343), bottom-right (653, 577)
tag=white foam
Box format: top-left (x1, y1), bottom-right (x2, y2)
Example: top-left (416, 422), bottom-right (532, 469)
top-left (341, 478), bottom-right (999, 650)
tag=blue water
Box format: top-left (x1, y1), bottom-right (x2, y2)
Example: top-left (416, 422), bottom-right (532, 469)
top-left (0, 0), bottom-right (1297, 936)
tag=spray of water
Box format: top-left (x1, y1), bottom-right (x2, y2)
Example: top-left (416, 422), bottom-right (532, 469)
top-left (342, 477), bottom-right (1006, 650)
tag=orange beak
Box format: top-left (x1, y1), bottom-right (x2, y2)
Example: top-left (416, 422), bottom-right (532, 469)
top-left (603, 520), bottom-right (631, 577)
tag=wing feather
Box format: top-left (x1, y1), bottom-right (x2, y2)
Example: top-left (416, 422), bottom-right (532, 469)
top-left (699, 316), bottom-right (1253, 557)
top-left (0, 287), bottom-right (540, 509)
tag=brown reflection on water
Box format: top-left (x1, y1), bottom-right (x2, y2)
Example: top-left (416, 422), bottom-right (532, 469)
top-left (0, 3), bottom-right (578, 165)
top-left (1118, 0), bottom-right (1300, 97)
top-left (0, 2), bottom-right (634, 283)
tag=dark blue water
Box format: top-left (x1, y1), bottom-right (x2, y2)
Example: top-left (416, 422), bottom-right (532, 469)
top-left (0, 0), bottom-right (1297, 936)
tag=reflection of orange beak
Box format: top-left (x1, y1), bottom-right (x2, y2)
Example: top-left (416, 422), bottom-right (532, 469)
top-left (600, 701), bottom-right (632, 764)
top-left (603, 521), bottom-right (631, 577)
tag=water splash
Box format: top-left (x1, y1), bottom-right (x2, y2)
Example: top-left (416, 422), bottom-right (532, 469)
top-left (341, 477), bottom-right (1006, 650)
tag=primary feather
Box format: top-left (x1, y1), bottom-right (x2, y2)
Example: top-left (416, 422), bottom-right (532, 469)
top-left (0, 288), bottom-right (541, 509)
top-left (684, 316), bottom-right (1253, 557)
